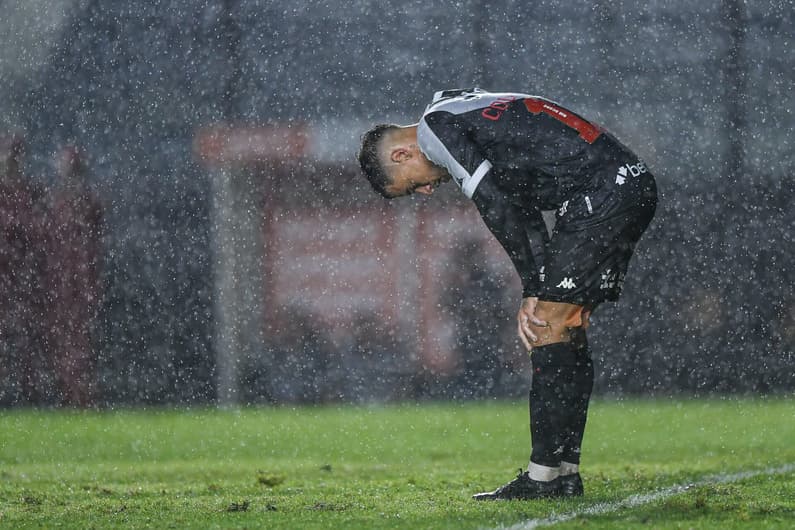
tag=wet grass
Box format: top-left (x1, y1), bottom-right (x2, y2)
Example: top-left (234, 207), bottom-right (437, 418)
top-left (1, 397), bottom-right (794, 529)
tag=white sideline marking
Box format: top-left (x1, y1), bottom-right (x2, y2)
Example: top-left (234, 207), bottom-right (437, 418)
top-left (491, 463), bottom-right (795, 530)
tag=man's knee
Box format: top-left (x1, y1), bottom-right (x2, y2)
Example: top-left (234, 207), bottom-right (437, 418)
top-left (529, 301), bottom-right (587, 347)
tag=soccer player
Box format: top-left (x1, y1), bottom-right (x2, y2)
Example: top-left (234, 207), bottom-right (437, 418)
top-left (357, 88), bottom-right (657, 500)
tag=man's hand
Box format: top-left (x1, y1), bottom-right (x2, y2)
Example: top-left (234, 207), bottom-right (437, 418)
top-left (517, 296), bottom-right (548, 351)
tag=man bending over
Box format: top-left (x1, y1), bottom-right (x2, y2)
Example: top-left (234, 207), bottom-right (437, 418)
top-left (358, 88), bottom-right (657, 500)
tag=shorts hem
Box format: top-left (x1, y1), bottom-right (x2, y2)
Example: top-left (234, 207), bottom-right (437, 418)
top-left (537, 292), bottom-right (620, 306)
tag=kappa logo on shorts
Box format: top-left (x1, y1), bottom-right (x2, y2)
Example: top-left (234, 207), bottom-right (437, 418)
top-left (556, 277), bottom-right (577, 289)
top-left (616, 161), bottom-right (647, 185)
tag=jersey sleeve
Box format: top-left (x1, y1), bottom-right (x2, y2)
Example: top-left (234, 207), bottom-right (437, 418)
top-left (470, 174), bottom-right (547, 298)
top-left (417, 111), bottom-right (492, 199)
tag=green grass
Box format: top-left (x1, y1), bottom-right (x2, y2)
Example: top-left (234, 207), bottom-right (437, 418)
top-left (1, 397), bottom-right (794, 529)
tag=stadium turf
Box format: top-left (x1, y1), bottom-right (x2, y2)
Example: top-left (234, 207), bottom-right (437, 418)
top-left (1, 397), bottom-right (793, 529)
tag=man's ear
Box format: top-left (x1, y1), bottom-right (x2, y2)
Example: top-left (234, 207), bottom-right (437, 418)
top-left (390, 146), bottom-right (411, 164)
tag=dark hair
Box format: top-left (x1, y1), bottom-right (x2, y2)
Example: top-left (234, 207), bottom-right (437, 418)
top-left (357, 123), bottom-right (400, 199)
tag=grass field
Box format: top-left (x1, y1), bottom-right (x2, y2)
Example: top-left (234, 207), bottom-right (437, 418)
top-left (1, 397), bottom-right (794, 529)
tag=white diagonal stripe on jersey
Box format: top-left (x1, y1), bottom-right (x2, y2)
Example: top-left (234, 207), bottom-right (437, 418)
top-left (463, 159), bottom-right (492, 198)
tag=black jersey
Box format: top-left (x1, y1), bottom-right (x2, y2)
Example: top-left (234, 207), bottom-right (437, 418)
top-left (417, 88), bottom-right (655, 301)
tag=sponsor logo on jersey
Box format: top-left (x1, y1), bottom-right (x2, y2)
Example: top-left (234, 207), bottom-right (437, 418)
top-left (615, 161), bottom-right (647, 185)
top-left (556, 277), bottom-right (577, 289)
top-left (539, 266), bottom-right (546, 282)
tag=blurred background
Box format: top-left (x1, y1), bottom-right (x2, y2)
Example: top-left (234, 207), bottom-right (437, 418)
top-left (0, 0), bottom-right (791, 407)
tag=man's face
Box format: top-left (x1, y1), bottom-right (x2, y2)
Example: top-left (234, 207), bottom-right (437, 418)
top-left (386, 169), bottom-right (449, 197)
top-left (383, 144), bottom-right (450, 198)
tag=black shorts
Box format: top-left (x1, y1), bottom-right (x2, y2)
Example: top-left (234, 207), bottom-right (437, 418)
top-left (538, 158), bottom-right (658, 306)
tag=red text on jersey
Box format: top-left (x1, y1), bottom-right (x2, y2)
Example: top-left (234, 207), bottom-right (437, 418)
top-left (481, 95), bottom-right (519, 121)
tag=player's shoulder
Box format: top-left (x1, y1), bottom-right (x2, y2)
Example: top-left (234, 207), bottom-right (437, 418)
top-left (422, 88), bottom-right (536, 118)
top-left (427, 88), bottom-right (484, 107)
top-left (423, 88), bottom-right (495, 115)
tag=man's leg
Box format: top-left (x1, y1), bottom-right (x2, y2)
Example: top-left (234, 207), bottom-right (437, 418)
top-left (526, 301), bottom-right (592, 484)
top-left (474, 301), bottom-right (588, 500)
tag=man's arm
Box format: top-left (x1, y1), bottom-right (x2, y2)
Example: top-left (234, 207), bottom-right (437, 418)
top-left (470, 175), bottom-right (545, 298)
top-left (471, 177), bottom-right (551, 349)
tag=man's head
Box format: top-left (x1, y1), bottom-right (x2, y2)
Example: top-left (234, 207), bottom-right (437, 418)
top-left (358, 123), bottom-right (450, 199)
top-left (358, 124), bottom-right (399, 198)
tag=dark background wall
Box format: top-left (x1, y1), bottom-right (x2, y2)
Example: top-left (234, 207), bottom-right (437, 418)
top-left (1, 0), bottom-right (792, 404)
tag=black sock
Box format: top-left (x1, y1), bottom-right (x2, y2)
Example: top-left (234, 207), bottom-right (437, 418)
top-left (561, 337), bottom-right (594, 467)
top-left (528, 342), bottom-right (581, 468)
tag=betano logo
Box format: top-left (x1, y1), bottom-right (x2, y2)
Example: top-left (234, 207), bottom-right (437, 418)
top-left (615, 161), bottom-right (647, 185)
